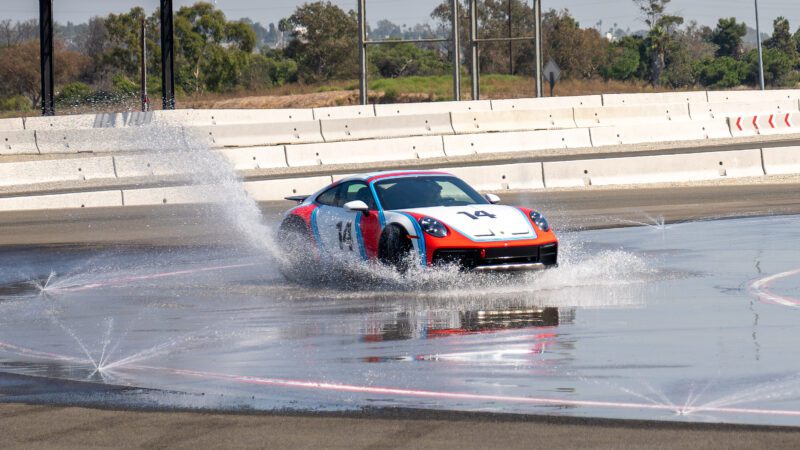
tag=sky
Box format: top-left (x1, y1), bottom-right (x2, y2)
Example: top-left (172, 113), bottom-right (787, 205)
top-left (2, 0), bottom-right (799, 34)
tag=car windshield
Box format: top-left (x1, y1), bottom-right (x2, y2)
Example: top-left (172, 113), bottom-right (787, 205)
top-left (373, 175), bottom-right (488, 210)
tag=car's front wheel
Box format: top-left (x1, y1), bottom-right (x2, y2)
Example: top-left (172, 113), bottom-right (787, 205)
top-left (378, 225), bottom-right (415, 273)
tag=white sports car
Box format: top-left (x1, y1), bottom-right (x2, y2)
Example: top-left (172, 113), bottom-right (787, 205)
top-left (279, 170), bottom-right (558, 272)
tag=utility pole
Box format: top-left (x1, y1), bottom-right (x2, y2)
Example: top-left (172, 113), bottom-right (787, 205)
top-left (357, 0), bottom-right (367, 105)
top-left (469, 0), bottom-right (479, 100)
top-left (507, 0), bottom-right (513, 74)
top-left (754, 0), bottom-right (765, 90)
top-left (39, 0), bottom-right (54, 116)
top-left (533, 0), bottom-right (543, 97)
top-left (140, 17), bottom-right (149, 112)
top-left (451, 0), bottom-right (461, 101)
top-left (160, 0), bottom-right (175, 109)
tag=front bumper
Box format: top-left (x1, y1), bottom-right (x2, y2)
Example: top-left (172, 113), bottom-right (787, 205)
top-left (432, 242), bottom-right (558, 270)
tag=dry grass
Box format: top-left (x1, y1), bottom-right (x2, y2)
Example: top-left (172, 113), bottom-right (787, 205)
top-left (0, 76), bottom-right (716, 117)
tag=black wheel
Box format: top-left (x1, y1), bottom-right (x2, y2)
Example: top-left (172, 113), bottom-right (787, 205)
top-left (378, 225), bottom-right (414, 273)
top-left (277, 217), bottom-right (311, 266)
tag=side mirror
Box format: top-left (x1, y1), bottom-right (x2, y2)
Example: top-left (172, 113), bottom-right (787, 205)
top-left (344, 200), bottom-right (370, 212)
top-left (484, 193), bottom-right (501, 204)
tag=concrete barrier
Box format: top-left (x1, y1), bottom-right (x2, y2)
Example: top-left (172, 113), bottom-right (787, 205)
top-left (444, 163), bottom-right (545, 191)
top-left (0, 130), bottom-right (38, 155)
top-left (601, 91), bottom-right (708, 106)
top-left (443, 128), bottom-right (592, 157)
top-left (36, 127), bottom-right (171, 154)
top-left (762, 146), bottom-right (800, 175)
top-left (574, 103), bottom-right (690, 128)
top-left (0, 118), bottom-right (25, 131)
top-left (154, 108), bottom-right (314, 127)
top-left (186, 121), bottom-right (324, 148)
top-left (245, 176), bottom-right (333, 201)
top-left (123, 185), bottom-right (228, 206)
top-left (286, 136), bottom-right (445, 167)
top-left (313, 105), bottom-right (375, 120)
top-left (24, 113), bottom-right (98, 130)
top-left (113, 153), bottom-right (189, 178)
top-left (491, 95), bottom-right (602, 110)
top-left (590, 120), bottom-right (731, 147)
top-left (690, 100), bottom-right (800, 121)
top-left (706, 89), bottom-right (800, 103)
top-left (0, 190), bottom-right (122, 212)
top-left (0, 157), bottom-right (116, 187)
top-left (320, 113), bottom-right (453, 142)
top-left (219, 146), bottom-right (288, 170)
top-left (451, 108), bottom-right (575, 134)
top-left (374, 100), bottom-right (491, 116)
top-left (728, 112), bottom-right (800, 137)
top-left (543, 149), bottom-right (764, 188)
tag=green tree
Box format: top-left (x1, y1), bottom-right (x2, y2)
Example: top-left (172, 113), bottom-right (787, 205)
top-left (696, 56), bottom-right (748, 88)
top-left (765, 17), bottom-right (799, 61)
top-left (284, 2), bottom-right (358, 82)
top-left (709, 18), bottom-right (747, 58)
top-left (634, 0), bottom-right (684, 86)
top-left (370, 42), bottom-right (449, 78)
top-left (543, 9), bottom-right (608, 79)
top-left (745, 47), bottom-right (796, 87)
top-left (602, 44), bottom-right (640, 81)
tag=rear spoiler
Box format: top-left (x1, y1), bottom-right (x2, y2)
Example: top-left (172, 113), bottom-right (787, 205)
top-left (284, 195), bottom-right (309, 203)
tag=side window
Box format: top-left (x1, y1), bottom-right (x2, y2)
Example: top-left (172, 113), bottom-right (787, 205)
top-left (315, 186), bottom-right (339, 206)
top-left (338, 182), bottom-right (376, 210)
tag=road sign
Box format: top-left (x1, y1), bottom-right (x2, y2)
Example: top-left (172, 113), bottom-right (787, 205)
top-left (544, 59), bottom-right (561, 83)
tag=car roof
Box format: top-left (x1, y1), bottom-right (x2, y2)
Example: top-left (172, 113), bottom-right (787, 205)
top-left (338, 170), bottom-right (455, 184)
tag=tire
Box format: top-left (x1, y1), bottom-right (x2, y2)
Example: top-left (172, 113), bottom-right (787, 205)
top-left (277, 217), bottom-right (312, 267)
top-left (379, 225), bottom-right (414, 273)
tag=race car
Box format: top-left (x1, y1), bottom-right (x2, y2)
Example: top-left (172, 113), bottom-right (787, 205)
top-left (278, 170), bottom-right (558, 272)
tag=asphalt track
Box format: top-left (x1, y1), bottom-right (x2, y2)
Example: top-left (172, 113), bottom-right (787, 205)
top-left (2, 182), bottom-right (800, 448)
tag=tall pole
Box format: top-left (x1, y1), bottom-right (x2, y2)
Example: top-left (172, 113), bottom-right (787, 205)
top-left (533, 0), bottom-right (543, 97)
top-left (39, 0), bottom-right (54, 116)
top-left (754, 0), bottom-right (765, 90)
top-left (160, 0), bottom-right (175, 110)
top-left (140, 17), bottom-right (149, 112)
top-left (357, 0), bottom-right (368, 105)
top-left (451, 0), bottom-right (461, 101)
top-left (469, 0), bottom-right (479, 100)
top-left (507, 0), bottom-right (513, 74)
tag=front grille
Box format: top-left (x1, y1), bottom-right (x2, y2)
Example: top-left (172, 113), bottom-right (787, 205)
top-left (433, 243), bottom-right (558, 269)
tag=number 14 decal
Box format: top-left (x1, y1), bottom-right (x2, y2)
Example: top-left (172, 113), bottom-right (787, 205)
top-left (458, 210), bottom-right (497, 220)
top-left (336, 221), bottom-right (354, 251)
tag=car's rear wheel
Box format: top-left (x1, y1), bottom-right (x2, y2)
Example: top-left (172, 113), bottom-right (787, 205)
top-left (277, 217), bottom-right (312, 269)
top-left (379, 225), bottom-right (415, 273)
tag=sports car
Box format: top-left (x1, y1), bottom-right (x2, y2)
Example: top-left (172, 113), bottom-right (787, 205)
top-left (278, 170), bottom-right (558, 272)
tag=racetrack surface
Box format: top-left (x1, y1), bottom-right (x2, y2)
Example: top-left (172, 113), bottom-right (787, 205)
top-left (1, 184), bottom-right (800, 446)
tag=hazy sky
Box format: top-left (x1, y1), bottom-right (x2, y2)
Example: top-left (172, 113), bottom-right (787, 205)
top-left (2, 0), bottom-right (799, 34)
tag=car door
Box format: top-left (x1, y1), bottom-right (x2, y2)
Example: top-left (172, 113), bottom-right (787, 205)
top-left (314, 181), bottom-right (377, 261)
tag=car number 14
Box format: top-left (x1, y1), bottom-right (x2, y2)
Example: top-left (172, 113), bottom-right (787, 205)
top-left (336, 221), bottom-right (354, 251)
top-left (458, 210), bottom-right (497, 220)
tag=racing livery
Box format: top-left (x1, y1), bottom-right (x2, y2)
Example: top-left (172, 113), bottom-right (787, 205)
top-left (278, 171), bottom-right (558, 272)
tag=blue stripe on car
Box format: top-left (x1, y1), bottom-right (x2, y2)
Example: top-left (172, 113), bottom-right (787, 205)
top-left (354, 212), bottom-right (367, 260)
top-left (311, 207), bottom-right (324, 254)
top-left (397, 212), bottom-right (427, 267)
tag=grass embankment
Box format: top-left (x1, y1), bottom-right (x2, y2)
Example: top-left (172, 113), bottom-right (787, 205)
top-left (1, 76), bottom-right (706, 117)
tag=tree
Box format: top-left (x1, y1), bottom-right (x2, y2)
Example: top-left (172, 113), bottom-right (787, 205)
top-left (745, 47), bottom-right (796, 87)
top-left (284, 2), bottom-right (358, 82)
top-left (0, 40), bottom-right (87, 108)
top-left (765, 17), bottom-right (798, 61)
top-left (602, 44), bottom-right (640, 81)
top-left (369, 42), bottom-right (449, 78)
top-left (634, 0), bottom-right (684, 86)
top-left (544, 9), bottom-right (608, 79)
top-left (696, 56), bottom-right (748, 88)
top-left (710, 18), bottom-right (747, 58)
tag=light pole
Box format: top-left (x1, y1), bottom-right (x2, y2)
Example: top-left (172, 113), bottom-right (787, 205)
top-left (39, 0), bottom-right (54, 116)
top-left (754, 0), bottom-right (765, 90)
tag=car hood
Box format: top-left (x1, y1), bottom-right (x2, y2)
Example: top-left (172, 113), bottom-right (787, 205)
top-left (402, 204), bottom-right (537, 242)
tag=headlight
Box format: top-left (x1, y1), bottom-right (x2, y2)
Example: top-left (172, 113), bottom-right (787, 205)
top-left (529, 210), bottom-right (551, 232)
top-left (419, 217), bottom-right (448, 238)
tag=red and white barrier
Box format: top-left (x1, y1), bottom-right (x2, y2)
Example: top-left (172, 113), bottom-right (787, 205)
top-left (729, 112), bottom-right (800, 136)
